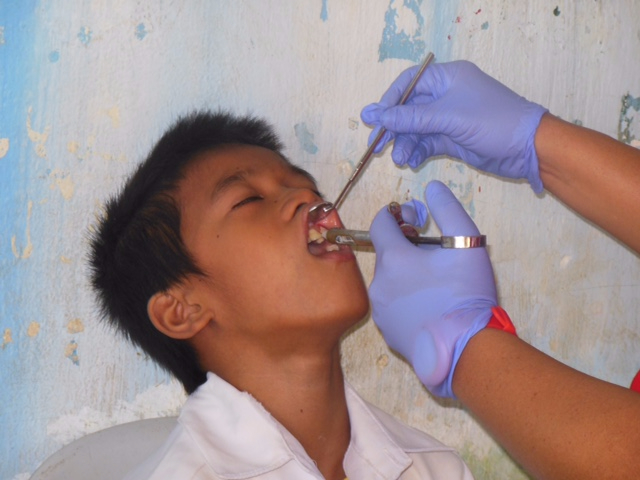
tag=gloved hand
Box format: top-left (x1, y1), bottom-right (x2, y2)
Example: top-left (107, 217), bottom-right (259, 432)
top-left (361, 60), bottom-right (548, 193)
top-left (369, 181), bottom-right (497, 398)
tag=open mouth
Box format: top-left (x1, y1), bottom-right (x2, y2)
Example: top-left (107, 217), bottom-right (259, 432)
top-left (307, 225), bottom-right (340, 255)
top-left (306, 202), bottom-right (344, 256)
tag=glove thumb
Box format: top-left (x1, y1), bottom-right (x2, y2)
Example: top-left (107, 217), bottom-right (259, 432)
top-left (370, 199), bottom-right (427, 250)
top-left (425, 181), bottom-right (480, 236)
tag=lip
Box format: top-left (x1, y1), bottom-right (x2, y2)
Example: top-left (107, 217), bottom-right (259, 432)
top-left (305, 201), bottom-right (341, 230)
top-left (303, 202), bottom-right (355, 259)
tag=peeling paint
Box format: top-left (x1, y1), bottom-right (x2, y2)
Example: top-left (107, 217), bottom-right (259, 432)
top-left (0, 138), bottom-right (8, 158)
top-left (294, 122), bottom-right (319, 154)
top-left (78, 26), bottom-right (92, 46)
top-left (106, 106), bottom-right (121, 128)
top-left (618, 93), bottom-right (640, 144)
top-left (337, 160), bottom-right (354, 176)
top-left (65, 340), bottom-right (80, 365)
top-left (27, 322), bottom-right (40, 338)
top-left (49, 169), bottom-right (75, 200)
top-left (11, 200), bottom-right (33, 259)
top-left (320, 0), bottom-right (328, 22)
top-left (446, 180), bottom-right (476, 218)
top-left (135, 23), bottom-right (148, 40)
top-left (67, 319), bottom-right (85, 334)
top-left (0, 26), bottom-right (4, 45)
top-left (2, 328), bottom-right (12, 348)
top-left (376, 353), bottom-right (389, 368)
top-left (379, 0), bottom-right (426, 62)
top-left (26, 107), bottom-right (50, 158)
top-left (67, 141), bottom-right (79, 154)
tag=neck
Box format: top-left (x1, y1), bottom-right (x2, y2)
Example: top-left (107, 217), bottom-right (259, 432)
top-left (197, 334), bottom-right (350, 480)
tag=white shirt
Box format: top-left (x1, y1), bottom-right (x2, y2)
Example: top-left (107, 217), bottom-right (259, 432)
top-left (124, 373), bottom-right (474, 480)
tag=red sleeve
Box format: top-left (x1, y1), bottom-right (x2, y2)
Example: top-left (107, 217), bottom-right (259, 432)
top-left (486, 306), bottom-right (518, 336)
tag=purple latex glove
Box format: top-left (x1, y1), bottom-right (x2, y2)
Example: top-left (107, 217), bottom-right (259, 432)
top-left (369, 181), bottom-right (497, 398)
top-left (361, 61), bottom-right (548, 193)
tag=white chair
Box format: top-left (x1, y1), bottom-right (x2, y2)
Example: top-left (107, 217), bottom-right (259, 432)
top-left (30, 416), bottom-right (177, 480)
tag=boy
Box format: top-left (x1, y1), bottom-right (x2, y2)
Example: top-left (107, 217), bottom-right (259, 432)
top-left (89, 111), bottom-right (473, 479)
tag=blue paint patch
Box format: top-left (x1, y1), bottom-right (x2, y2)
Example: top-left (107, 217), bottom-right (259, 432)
top-left (135, 23), bottom-right (148, 40)
top-left (78, 26), bottom-right (92, 46)
top-left (481, 21), bottom-right (489, 30)
top-left (618, 93), bottom-right (640, 144)
top-left (320, 0), bottom-right (328, 22)
top-left (0, 2), bottom-right (48, 477)
top-left (48, 50), bottom-right (59, 62)
top-left (379, 0), bottom-right (426, 62)
top-left (294, 123), bottom-right (319, 154)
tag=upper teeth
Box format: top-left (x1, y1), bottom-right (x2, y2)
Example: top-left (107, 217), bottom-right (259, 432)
top-left (308, 226), bottom-right (328, 243)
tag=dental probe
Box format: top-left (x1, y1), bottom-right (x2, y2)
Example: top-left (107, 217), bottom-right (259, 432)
top-left (331, 51), bottom-right (435, 211)
top-left (324, 228), bottom-right (487, 249)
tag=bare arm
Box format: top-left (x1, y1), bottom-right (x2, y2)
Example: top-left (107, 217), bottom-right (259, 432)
top-left (453, 328), bottom-right (640, 480)
top-left (536, 114), bottom-right (640, 253)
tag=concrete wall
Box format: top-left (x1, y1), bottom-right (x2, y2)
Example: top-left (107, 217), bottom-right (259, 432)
top-left (2, 1), bottom-right (639, 478)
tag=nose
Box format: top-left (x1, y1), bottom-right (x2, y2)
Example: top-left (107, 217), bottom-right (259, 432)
top-left (279, 186), bottom-right (323, 219)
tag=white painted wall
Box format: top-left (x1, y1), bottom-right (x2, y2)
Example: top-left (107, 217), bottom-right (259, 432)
top-left (1, 1), bottom-right (639, 478)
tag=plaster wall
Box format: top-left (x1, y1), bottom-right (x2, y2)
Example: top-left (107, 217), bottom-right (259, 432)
top-left (1, 1), bottom-right (639, 478)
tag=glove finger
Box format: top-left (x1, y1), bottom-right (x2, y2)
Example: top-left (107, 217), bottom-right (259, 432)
top-left (370, 204), bottom-right (416, 250)
top-left (367, 126), bottom-right (395, 153)
top-left (360, 102), bottom-right (383, 125)
top-left (400, 199), bottom-right (428, 227)
top-left (391, 134), bottom-right (420, 166)
top-left (425, 181), bottom-right (480, 236)
top-left (409, 134), bottom-right (454, 167)
top-left (380, 104), bottom-right (443, 135)
top-left (377, 66), bottom-right (420, 107)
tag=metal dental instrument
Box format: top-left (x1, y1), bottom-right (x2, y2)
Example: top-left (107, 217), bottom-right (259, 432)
top-left (324, 229), bottom-right (487, 249)
top-left (332, 51), bottom-right (435, 211)
top-left (307, 52), bottom-right (436, 221)
top-left (319, 202), bottom-right (487, 249)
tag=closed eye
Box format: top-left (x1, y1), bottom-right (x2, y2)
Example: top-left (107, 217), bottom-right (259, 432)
top-left (232, 196), bottom-right (263, 209)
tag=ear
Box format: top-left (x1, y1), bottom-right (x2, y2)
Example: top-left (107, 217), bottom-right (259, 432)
top-left (147, 284), bottom-right (211, 340)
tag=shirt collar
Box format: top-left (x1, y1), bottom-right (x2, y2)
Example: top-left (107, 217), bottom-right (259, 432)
top-left (178, 373), bottom-right (430, 479)
top-left (179, 373), bottom-right (305, 478)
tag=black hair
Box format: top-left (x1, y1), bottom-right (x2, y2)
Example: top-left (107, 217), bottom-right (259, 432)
top-left (88, 111), bottom-right (285, 394)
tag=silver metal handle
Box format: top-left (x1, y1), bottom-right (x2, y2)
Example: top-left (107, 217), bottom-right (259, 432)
top-left (325, 229), bottom-right (486, 249)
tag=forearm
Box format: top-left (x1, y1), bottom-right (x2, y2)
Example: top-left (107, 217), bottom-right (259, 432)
top-left (453, 329), bottom-right (640, 480)
top-left (536, 114), bottom-right (640, 253)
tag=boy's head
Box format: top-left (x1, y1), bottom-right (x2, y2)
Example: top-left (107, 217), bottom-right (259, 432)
top-left (89, 111), bottom-right (368, 394)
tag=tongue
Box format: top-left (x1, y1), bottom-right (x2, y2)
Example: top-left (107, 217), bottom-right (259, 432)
top-left (308, 239), bottom-right (341, 256)
top-left (308, 241), bottom-right (328, 256)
